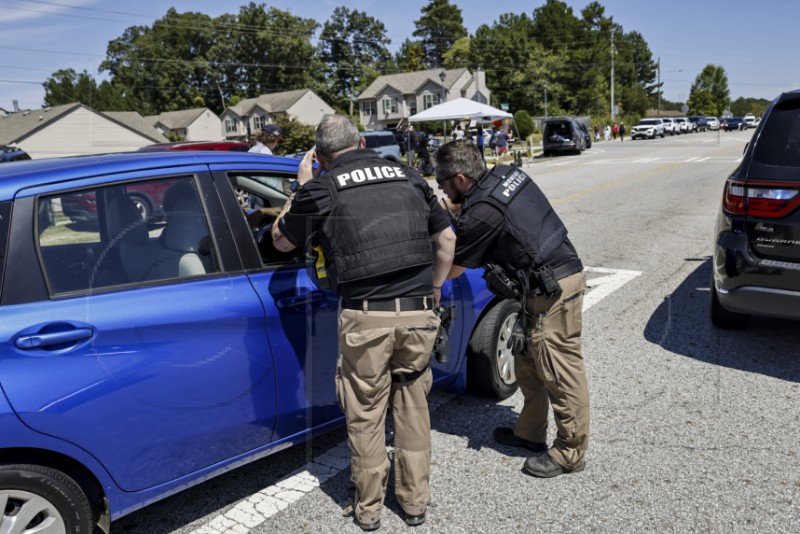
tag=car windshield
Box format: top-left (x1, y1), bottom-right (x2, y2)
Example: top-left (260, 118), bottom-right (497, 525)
top-left (638, 120), bottom-right (658, 125)
top-left (752, 99), bottom-right (800, 168)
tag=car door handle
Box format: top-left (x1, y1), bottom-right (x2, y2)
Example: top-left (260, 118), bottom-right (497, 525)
top-left (276, 291), bottom-right (327, 310)
top-left (15, 328), bottom-right (94, 349)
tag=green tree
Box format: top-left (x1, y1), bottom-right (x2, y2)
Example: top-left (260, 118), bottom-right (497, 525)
top-left (317, 7), bottom-right (392, 115)
top-left (272, 115), bottom-right (315, 155)
top-left (413, 0), bottom-right (467, 68)
top-left (469, 13), bottom-right (562, 117)
top-left (688, 64), bottom-right (730, 116)
top-left (730, 97), bottom-right (770, 117)
top-left (514, 110), bottom-right (534, 139)
top-left (98, 5), bottom-right (319, 115)
top-left (442, 37), bottom-right (471, 69)
top-left (43, 69), bottom-right (127, 111)
top-left (395, 39), bottom-right (428, 72)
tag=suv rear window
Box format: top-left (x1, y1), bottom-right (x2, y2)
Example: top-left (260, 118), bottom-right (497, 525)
top-left (753, 100), bottom-right (800, 168)
top-left (362, 134), bottom-right (395, 149)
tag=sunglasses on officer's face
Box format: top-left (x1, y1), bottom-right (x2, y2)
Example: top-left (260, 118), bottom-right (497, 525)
top-left (436, 173), bottom-right (459, 186)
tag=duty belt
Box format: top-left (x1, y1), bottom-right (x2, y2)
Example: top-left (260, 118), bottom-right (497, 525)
top-left (551, 259), bottom-right (584, 281)
top-left (341, 295), bottom-right (433, 312)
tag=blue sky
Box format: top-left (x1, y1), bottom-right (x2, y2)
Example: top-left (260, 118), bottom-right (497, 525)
top-left (0, 0), bottom-right (797, 111)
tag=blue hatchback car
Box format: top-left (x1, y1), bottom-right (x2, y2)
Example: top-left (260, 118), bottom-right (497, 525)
top-left (0, 151), bottom-right (519, 533)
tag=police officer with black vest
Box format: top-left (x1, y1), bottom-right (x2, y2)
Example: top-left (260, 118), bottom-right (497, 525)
top-left (435, 138), bottom-right (589, 478)
top-left (271, 115), bottom-right (456, 530)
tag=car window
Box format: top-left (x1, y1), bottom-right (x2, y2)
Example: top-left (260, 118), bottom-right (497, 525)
top-left (0, 201), bottom-right (10, 298)
top-left (38, 176), bottom-right (219, 295)
top-left (227, 172), bottom-right (304, 266)
top-left (753, 100), bottom-right (800, 168)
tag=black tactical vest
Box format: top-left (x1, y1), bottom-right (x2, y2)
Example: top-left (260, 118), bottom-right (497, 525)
top-left (464, 165), bottom-right (568, 270)
top-left (321, 151), bottom-right (433, 288)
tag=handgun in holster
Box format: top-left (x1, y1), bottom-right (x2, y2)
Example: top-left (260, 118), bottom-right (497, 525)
top-left (482, 263), bottom-right (521, 300)
top-left (432, 304), bottom-right (457, 364)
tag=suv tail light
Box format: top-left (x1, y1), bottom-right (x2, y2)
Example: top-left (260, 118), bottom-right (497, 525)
top-left (722, 178), bottom-right (800, 218)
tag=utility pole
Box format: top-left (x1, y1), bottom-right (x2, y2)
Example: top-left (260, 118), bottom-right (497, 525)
top-left (657, 57), bottom-right (661, 117)
top-left (610, 33), bottom-right (616, 121)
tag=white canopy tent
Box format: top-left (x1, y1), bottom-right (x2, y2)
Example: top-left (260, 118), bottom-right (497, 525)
top-left (408, 97), bottom-right (513, 123)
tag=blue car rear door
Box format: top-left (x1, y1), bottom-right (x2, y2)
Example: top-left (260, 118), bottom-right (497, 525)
top-left (0, 167), bottom-right (278, 492)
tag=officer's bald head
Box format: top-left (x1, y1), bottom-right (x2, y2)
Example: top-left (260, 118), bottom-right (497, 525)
top-left (316, 115), bottom-right (361, 160)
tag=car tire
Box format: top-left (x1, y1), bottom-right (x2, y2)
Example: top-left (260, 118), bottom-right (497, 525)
top-left (467, 299), bottom-right (520, 400)
top-left (0, 464), bottom-right (95, 534)
top-left (709, 278), bottom-right (750, 329)
top-left (128, 193), bottom-right (152, 222)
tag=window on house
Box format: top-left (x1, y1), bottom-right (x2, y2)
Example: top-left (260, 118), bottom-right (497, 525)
top-left (382, 98), bottom-right (397, 115)
top-left (361, 101), bottom-right (377, 116)
top-left (423, 94), bottom-right (441, 110)
top-left (225, 118), bottom-right (237, 133)
top-left (254, 115), bottom-right (266, 130)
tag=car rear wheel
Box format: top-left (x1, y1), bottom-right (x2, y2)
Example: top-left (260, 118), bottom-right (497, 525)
top-left (0, 464), bottom-right (94, 534)
top-left (467, 299), bottom-right (520, 400)
top-left (709, 278), bottom-right (750, 329)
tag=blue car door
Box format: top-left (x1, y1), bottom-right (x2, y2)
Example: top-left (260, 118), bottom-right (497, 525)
top-left (0, 170), bottom-right (278, 491)
top-left (210, 165), bottom-right (342, 440)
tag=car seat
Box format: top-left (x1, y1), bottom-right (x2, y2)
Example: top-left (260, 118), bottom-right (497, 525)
top-left (106, 195), bottom-right (161, 283)
top-left (146, 187), bottom-right (213, 279)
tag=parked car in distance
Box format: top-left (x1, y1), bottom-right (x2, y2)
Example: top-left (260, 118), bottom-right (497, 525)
top-left (706, 117), bottom-right (720, 131)
top-left (578, 123), bottom-right (593, 149)
top-left (660, 118), bottom-right (678, 135)
top-left (743, 114), bottom-right (757, 129)
top-left (722, 117), bottom-right (745, 131)
top-left (630, 118), bottom-right (665, 140)
top-left (137, 140), bottom-right (249, 152)
top-left (0, 151), bottom-right (519, 533)
top-left (710, 89), bottom-right (800, 329)
top-left (0, 145), bottom-right (31, 162)
top-left (674, 117), bottom-right (691, 133)
top-left (688, 116), bottom-right (709, 132)
top-left (542, 116), bottom-right (587, 156)
top-left (361, 130), bottom-right (402, 161)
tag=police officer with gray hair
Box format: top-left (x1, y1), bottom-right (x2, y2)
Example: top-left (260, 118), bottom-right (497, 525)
top-left (271, 115), bottom-right (456, 530)
top-left (435, 138), bottom-right (589, 478)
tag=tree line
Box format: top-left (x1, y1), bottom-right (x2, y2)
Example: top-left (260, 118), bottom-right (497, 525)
top-left (42, 0), bottom-right (755, 123)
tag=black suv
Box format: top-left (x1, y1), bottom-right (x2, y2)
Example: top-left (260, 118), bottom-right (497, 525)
top-left (0, 146), bottom-right (31, 163)
top-left (710, 89), bottom-right (800, 328)
top-left (687, 116), bottom-right (708, 132)
top-left (542, 117), bottom-right (586, 156)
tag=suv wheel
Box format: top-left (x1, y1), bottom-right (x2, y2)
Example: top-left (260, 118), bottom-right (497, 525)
top-left (709, 278), bottom-right (750, 329)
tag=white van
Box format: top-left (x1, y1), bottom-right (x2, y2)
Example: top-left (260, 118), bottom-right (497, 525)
top-left (706, 117), bottom-right (720, 131)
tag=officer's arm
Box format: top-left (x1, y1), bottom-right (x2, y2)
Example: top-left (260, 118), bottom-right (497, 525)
top-left (431, 226), bottom-right (456, 288)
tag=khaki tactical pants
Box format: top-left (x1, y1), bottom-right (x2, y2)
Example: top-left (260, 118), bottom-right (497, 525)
top-left (514, 271), bottom-right (590, 469)
top-left (336, 304), bottom-right (439, 525)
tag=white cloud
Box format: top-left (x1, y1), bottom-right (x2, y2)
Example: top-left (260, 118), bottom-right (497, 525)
top-left (0, 0), bottom-right (102, 23)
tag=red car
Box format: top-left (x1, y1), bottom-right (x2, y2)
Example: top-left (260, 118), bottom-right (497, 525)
top-left (137, 141), bottom-right (249, 152)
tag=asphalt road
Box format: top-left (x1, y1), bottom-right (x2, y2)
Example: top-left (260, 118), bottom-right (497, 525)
top-left (115, 128), bottom-right (800, 534)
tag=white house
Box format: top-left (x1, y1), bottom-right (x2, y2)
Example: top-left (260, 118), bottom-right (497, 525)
top-left (356, 68), bottom-right (491, 131)
top-left (146, 108), bottom-right (223, 141)
top-left (220, 89), bottom-right (335, 141)
top-left (0, 103), bottom-right (167, 159)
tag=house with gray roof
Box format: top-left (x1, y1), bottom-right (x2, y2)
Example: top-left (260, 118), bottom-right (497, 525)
top-left (0, 103), bottom-right (167, 159)
top-left (220, 89), bottom-right (335, 141)
top-left (356, 68), bottom-right (491, 131)
top-left (146, 108), bottom-right (223, 141)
